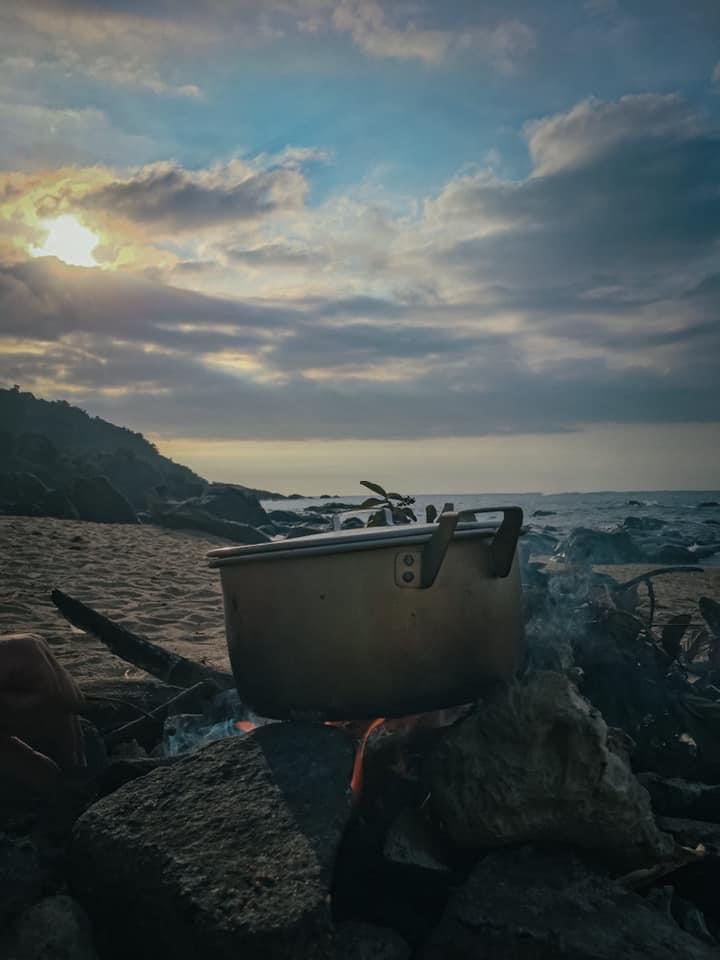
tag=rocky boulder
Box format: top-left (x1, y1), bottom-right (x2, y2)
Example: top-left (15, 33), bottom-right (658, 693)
top-left (70, 723), bottom-right (354, 960)
top-left (200, 483), bottom-right (267, 525)
top-left (268, 509), bottom-right (304, 523)
top-left (40, 488), bottom-right (79, 519)
top-left (0, 472), bottom-right (49, 515)
top-left (638, 774), bottom-right (720, 823)
top-left (4, 895), bottom-right (98, 960)
top-left (71, 476), bottom-right (137, 523)
top-left (155, 504), bottom-right (271, 543)
top-left (426, 671), bottom-right (673, 869)
top-left (556, 527), bottom-right (644, 564)
top-left (422, 846), bottom-right (717, 959)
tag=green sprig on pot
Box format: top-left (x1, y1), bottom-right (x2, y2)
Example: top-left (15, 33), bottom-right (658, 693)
top-left (359, 480), bottom-right (417, 526)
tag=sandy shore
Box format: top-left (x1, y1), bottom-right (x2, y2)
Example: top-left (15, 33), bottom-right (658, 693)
top-left (1, 516), bottom-right (719, 687)
top-left (0, 515), bottom-right (230, 684)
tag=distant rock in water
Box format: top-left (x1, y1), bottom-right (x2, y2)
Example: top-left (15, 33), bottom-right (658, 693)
top-left (555, 527), bottom-right (643, 564)
top-left (72, 476), bottom-right (137, 524)
top-left (340, 516), bottom-right (365, 530)
top-left (532, 509), bottom-right (556, 517)
top-left (622, 515), bottom-right (666, 531)
top-left (268, 509), bottom-right (304, 524)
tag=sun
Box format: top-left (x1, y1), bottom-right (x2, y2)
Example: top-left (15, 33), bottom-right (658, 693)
top-left (31, 215), bottom-right (100, 267)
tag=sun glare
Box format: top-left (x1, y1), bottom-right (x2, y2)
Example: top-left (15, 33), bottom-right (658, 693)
top-left (32, 215), bottom-right (99, 267)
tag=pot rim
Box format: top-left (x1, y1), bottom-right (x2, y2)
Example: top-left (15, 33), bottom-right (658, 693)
top-left (207, 517), bottom-right (503, 567)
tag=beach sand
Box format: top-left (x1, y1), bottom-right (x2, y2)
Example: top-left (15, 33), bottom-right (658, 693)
top-left (0, 515), bottom-right (230, 685)
top-left (1, 516), bottom-right (719, 687)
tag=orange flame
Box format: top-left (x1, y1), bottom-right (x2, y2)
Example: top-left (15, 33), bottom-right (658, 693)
top-left (234, 720), bottom-right (257, 733)
top-left (350, 717), bottom-right (385, 798)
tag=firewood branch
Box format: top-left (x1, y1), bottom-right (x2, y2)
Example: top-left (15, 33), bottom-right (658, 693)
top-left (51, 588), bottom-right (234, 691)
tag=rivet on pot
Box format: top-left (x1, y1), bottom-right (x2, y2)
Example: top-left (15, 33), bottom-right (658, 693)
top-left (402, 570), bottom-right (415, 583)
top-left (403, 554), bottom-right (415, 566)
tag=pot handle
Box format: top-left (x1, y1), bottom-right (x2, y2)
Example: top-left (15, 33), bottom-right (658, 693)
top-left (468, 506), bottom-right (524, 578)
top-left (420, 506), bottom-right (523, 586)
top-left (421, 511), bottom-right (459, 587)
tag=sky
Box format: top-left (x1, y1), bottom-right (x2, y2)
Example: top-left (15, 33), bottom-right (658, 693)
top-left (0, 0), bottom-right (719, 494)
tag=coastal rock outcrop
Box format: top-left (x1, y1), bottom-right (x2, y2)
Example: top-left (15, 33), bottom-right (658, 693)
top-left (71, 476), bottom-right (137, 524)
top-left (199, 483), bottom-right (268, 525)
top-left (70, 724), bottom-right (354, 960)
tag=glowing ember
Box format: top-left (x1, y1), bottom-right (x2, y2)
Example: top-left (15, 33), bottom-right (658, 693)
top-left (234, 720), bottom-right (258, 733)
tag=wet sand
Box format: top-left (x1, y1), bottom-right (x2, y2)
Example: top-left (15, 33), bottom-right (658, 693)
top-left (1, 516), bottom-right (719, 686)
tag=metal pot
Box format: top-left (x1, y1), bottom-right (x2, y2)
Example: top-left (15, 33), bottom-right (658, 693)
top-left (207, 506), bottom-right (524, 720)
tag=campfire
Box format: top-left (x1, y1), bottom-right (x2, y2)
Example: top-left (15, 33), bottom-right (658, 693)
top-left (4, 522), bottom-right (720, 959)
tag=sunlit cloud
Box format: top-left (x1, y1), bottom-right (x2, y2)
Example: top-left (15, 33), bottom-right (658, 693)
top-left (31, 214), bottom-right (99, 267)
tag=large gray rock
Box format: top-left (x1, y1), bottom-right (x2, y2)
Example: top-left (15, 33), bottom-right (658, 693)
top-left (9, 895), bottom-right (98, 960)
top-left (71, 475), bottom-right (137, 523)
top-left (421, 846), bottom-right (718, 959)
top-left (426, 672), bottom-right (673, 868)
top-left (70, 723), bottom-right (354, 960)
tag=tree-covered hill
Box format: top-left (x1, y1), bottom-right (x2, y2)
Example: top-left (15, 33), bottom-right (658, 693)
top-left (0, 385), bottom-right (205, 508)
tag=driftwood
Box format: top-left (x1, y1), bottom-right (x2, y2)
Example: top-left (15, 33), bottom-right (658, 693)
top-left (613, 566), bottom-right (704, 632)
top-left (51, 589), bottom-right (234, 691)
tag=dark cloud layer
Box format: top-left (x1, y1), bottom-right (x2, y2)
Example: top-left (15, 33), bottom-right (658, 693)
top-left (81, 162), bottom-right (306, 231)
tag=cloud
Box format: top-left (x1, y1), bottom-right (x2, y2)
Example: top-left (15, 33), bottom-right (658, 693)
top-left (331, 1), bottom-right (534, 68)
top-left (0, 3), bottom-right (210, 99)
top-left (2, 92), bottom-right (719, 443)
top-left (432, 94), bottom-right (720, 298)
top-left (80, 160), bottom-right (309, 231)
top-left (0, 102), bottom-right (157, 169)
top-left (524, 93), bottom-right (703, 176)
top-left (0, 155), bottom-right (315, 270)
top-left (0, 0), bottom-right (537, 107)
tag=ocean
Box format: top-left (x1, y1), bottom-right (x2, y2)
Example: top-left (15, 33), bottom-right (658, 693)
top-left (261, 490), bottom-right (720, 564)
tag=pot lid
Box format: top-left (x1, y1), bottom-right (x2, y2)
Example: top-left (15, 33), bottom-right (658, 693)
top-left (207, 517), bottom-right (502, 567)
